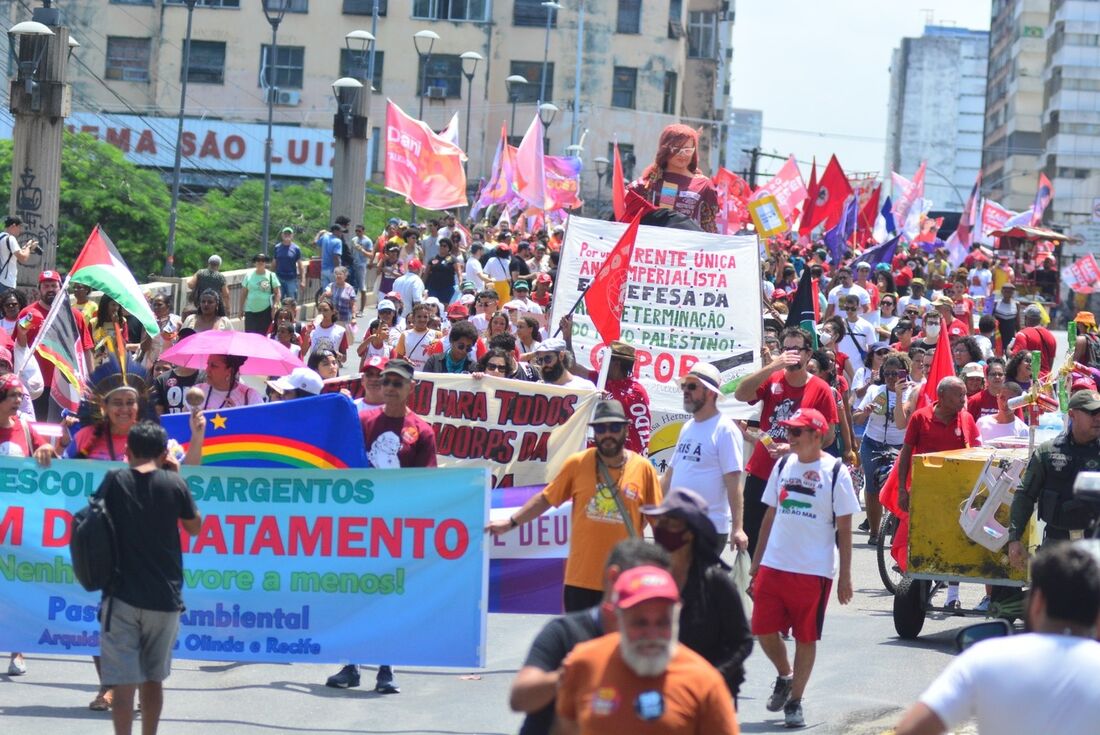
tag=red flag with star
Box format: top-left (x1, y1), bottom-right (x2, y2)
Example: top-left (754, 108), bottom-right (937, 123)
top-left (584, 212), bottom-right (641, 343)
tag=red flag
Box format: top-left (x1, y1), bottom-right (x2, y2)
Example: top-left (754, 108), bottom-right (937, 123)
top-left (804, 155), bottom-right (853, 232)
top-left (919, 322), bottom-right (955, 410)
top-left (584, 213), bottom-right (640, 343)
top-left (858, 183), bottom-right (881, 237)
top-left (612, 142), bottom-right (626, 221)
top-left (1029, 172), bottom-right (1053, 227)
top-left (383, 100), bottom-right (467, 210)
top-left (798, 158), bottom-right (818, 237)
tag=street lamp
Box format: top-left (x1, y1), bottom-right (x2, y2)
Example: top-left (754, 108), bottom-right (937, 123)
top-left (460, 51), bottom-right (483, 171)
top-left (538, 1), bottom-right (562, 105)
top-left (332, 77), bottom-right (363, 131)
top-left (411, 29), bottom-right (440, 224)
top-left (165, 0), bottom-right (198, 277)
top-left (505, 74), bottom-right (527, 138)
top-left (593, 156), bottom-right (609, 215)
top-left (66, 35), bottom-right (79, 62)
top-left (260, 0), bottom-right (291, 257)
top-left (8, 21), bottom-right (53, 99)
top-left (539, 102), bottom-right (558, 152)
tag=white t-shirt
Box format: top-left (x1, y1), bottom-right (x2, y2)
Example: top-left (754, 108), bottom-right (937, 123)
top-left (465, 257), bottom-right (487, 291)
top-left (897, 294), bottom-right (931, 315)
top-left (196, 382), bottom-right (265, 409)
top-left (919, 634), bottom-right (1100, 735)
top-left (0, 232), bottom-right (20, 289)
top-left (399, 328), bottom-right (438, 369)
top-left (558, 373), bottom-right (596, 391)
top-left (857, 384), bottom-right (906, 445)
top-left (968, 267), bottom-right (992, 297)
top-left (308, 323), bottom-right (347, 356)
top-left (977, 415), bottom-right (1029, 442)
top-left (973, 334), bottom-right (993, 359)
top-left (837, 317), bottom-right (875, 364)
top-left (484, 256), bottom-right (511, 283)
top-left (827, 283), bottom-right (870, 308)
top-left (761, 453), bottom-right (861, 578)
top-left (668, 413), bottom-right (744, 533)
top-left (851, 366), bottom-right (875, 397)
top-left (392, 273), bottom-right (426, 318)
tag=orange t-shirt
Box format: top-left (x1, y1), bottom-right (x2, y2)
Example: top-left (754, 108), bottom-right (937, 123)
top-left (541, 449), bottom-right (662, 591)
top-left (557, 632), bottom-right (739, 735)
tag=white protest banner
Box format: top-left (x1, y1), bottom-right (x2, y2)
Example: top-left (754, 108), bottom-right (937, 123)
top-left (551, 216), bottom-right (762, 430)
top-left (409, 373), bottom-right (598, 487)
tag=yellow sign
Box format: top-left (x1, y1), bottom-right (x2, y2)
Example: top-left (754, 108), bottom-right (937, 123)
top-left (748, 195), bottom-right (787, 238)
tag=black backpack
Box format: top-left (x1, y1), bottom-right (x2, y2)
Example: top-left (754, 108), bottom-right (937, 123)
top-left (69, 478), bottom-right (119, 593)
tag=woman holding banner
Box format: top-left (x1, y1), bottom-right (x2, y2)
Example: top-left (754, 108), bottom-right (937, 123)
top-left (626, 124), bottom-right (718, 233)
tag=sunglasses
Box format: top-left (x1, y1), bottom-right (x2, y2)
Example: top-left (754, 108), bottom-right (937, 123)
top-left (534, 354), bottom-right (558, 366)
top-left (875, 349), bottom-right (890, 356)
top-left (485, 362), bottom-right (508, 372)
top-left (681, 382), bottom-right (701, 392)
top-left (787, 427), bottom-right (812, 437)
top-left (451, 342), bottom-right (472, 352)
top-left (593, 422), bottom-right (625, 434)
top-left (381, 378), bottom-right (408, 388)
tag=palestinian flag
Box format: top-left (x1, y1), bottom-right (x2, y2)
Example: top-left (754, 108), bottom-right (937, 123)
top-left (69, 226), bottom-right (159, 337)
top-left (34, 291), bottom-right (86, 412)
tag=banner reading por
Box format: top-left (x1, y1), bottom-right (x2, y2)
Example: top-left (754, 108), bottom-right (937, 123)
top-left (0, 459), bottom-right (489, 667)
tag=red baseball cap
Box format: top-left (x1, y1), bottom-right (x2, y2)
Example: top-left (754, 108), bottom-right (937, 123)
top-left (446, 302), bottom-right (468, 318)
top-left (386, 291), bottom-right (403, 302)
top-left (38, 270), bottom-right (61, 284)
top-left (772, 288), bottom-right (787, 300)
top-left (1071, 376), bottom-right (1097, 393)
top-left (779, 408), bottom-right (829, 434)
top-left (536, 272), bottom-right (552, 284)
top-left (361, 355), bottom-right (388, 373)
top-left (408, 259), bottom-right (423, 271)
top-left (612, 566), bottom-right (680, 609)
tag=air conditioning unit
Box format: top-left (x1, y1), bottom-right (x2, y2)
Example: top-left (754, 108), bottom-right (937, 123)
top-left (275, 90), bottom-right (301, 106)
top-left (426, 86), bottom-right (447, 99)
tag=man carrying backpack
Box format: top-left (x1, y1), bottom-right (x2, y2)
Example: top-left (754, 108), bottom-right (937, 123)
top-left (0, 215), bottom-right (35, 290)
top-left (94, 422), bottom-right (202, 735)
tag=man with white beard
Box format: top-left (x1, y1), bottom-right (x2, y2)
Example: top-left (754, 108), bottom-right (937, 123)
top-left (555, 566), bottom-right (739, 734)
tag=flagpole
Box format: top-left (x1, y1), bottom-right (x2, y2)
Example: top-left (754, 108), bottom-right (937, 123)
top-left (17, 277), bottom-right (71, 375)
top-left (553, 212), bottom-right (641, 338)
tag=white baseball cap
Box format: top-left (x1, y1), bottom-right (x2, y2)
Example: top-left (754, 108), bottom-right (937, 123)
top-left (266, 367), bottom-right (324, 396)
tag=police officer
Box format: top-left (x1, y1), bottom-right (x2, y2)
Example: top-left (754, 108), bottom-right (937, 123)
top-left (1008, 390), bottom-right (1100, 568)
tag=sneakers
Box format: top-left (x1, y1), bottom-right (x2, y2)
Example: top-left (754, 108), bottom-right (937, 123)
top-left (858, 519), bottom-right (870, 532)
top-left (766, 675), bottom-right (793, 712)
top-left (975, 596), bottom-right (991, 613)
top-left (7, 655), bottom-right (26, 676)
top-left (375, 665), bottom-right (400, 694)
top-left (944, 599), bottom-right (963, 616)
top-left (325, 665), bottom-right (361, 689)
top-left (784, 698), bottom-right (806, 728)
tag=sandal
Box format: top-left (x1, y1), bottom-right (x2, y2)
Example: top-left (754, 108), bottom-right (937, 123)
top-left (89, 689), bottom-right (113, 711)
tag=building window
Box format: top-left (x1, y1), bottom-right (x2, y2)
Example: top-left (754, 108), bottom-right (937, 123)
top-left (612, 66), bottom-right (637, 109)
top-left (662, 71), bottom-right (677, 115)
top-left (418, 54), bottom-right (463, 98)
top-left (165, 0), bottom-right (240, 7)
top-left (509, 60), bottom-right (554, 103)
top-left (182, 40), bottom-right (226, 84)
top-left (342, 0), bottom-right (387, 13)
top-left (263, 0), bottom-right (308, 11)
top-left (340, 49), bottom-right (384, 92)
top-left (413, 0), bottom-right (488, 21)
top-left (260, 45), bottom-right (305, 89)
top-left (617, 0), bottom-right (641, 34)
top-left (515, 0), bottom-right (556, 27)
top-left (111, 0), bottom-right (153, 5)
top-left (687, 11), bottom-right (717, 58)
top-left (105, 37), bottom-right (151, 82)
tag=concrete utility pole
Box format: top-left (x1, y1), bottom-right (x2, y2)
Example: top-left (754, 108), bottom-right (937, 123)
top-left (330, 29), bottom-right (375, 230)
top-left (8, 2), bottom-right (70, 279)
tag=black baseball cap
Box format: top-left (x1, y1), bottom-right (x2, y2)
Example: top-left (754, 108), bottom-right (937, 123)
top-left (381, 358), bottom-right (414, 382)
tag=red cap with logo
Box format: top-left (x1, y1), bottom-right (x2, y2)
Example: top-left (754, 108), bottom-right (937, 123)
top-left (446, 302), bottom-right (469, 318)
top-left (778, 408), bottom-right (829, 434)
top-left (612, 566), bottom-right (680, 609)
top-left (38, 270), bottom-right (61, 284)
top-left (361, 355), bottom-right (388, 373)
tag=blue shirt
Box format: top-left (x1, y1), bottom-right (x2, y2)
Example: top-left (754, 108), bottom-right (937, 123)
top-left (320, 234), bottom-right (343, 271)
top-left (273, 242), bottom-right (301, 280)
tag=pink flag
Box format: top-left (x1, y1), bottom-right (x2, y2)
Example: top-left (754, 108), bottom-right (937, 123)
top-left (514, 114), bottom-right (552, 210)
top-left (1063, 254), bottom-right (1100, 294)
top-left (471, 124), bottom-right (517, 219)
top-left (750, 155), bottom-right (806, 223)
top-left (713, 167), bottom-right (752, 234)
top-left (892, 162), bottom-right (925, 225)
top-left (383, 100), bottom-right (467, 210)
top-left (979, 199), bottom-right (1016, 241)
top-left (544, 155), bottom-right (584, 210)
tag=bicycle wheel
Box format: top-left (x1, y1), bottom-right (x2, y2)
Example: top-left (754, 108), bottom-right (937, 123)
top-left (877, 510), bottom-right (904, 594)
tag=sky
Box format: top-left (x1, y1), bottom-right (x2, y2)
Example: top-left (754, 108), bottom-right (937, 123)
top-left (731, 0), bottom-right (992, 182)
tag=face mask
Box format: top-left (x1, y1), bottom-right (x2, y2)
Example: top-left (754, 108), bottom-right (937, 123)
top-left (819, 331), bottom-right (834, 346)
top-left (652, 525), bottom-right (690, 553)
top-left (925, 324), bottom-right (940, 338)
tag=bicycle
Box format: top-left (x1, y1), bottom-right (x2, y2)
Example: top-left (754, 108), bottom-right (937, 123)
top-left (869, 446), bottom-right (902, 593)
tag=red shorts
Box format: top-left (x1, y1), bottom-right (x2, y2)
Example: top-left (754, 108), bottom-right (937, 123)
top-left (751, 566), bottom-right (832, 642)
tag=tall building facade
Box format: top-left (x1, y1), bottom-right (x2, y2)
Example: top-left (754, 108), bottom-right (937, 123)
top-left (885, 25), bottom-right (989, 211)
top-left (2, 0), bottom-right (751, 206)
top-left (981, 0), bottom-right (1049, 212)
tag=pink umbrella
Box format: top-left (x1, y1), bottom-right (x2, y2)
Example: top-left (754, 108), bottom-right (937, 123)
top-left (160, 330), bottom-right (304, 375)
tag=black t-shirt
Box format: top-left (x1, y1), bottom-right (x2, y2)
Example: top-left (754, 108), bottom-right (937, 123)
top-left (519, 607), bottom-right (603, 735)
top-left (99, 468), bottom-right (198, 612)
top-left (154, 369), bottom-right (202, 414)
top-left (425, 254), bottom-right (458, 292)
top-left (509, 255), bottom-right (531, 279)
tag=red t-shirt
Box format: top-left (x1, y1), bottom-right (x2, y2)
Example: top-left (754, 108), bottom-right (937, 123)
top-left (19, 301), bottom-right (94, 387)
top-left (359, 408), bottom-right (437, 469)
top-left (903, 403), bottom-right (982, 454)
top-left (951, 297), bottom-right (975, 333)
top-left (603, 377), bottom-right (651, 456)
top-left (858, 280), bottom-right (880, 309)
top-left (70, 427), bottom-right (130, 461)
top-left (945, 318), bottom-right (970, 339)
top-left (0, 417), bottom-right (46, 457)
top-left (966, 389), bottom-right (999, 421)
top-left (746, 371), bottom-right (839, 480)
top-left (1011, 326), bottom-right (1057, 376)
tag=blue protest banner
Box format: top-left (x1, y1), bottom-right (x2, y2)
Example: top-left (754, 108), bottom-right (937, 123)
top-left (0, 458), bottom-right (488, 667)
